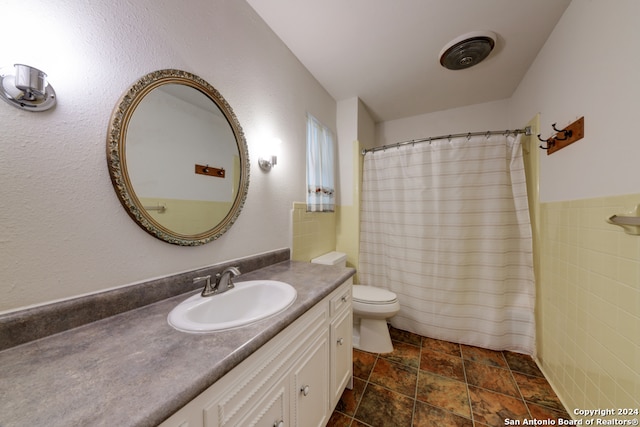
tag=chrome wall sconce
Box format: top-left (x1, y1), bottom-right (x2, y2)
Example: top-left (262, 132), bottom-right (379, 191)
top-left (258, 137), bottom-right (281, 172)
top-left (0, 64), bottom-right (56, 111)
top-left (258, 155), bottom-right (277, 171)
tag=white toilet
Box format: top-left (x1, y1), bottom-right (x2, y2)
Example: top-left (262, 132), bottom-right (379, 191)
top-left (310, 251), bottom-right (400, 354)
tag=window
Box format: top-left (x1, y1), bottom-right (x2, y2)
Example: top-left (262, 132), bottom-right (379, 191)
top-left (306, 114), bottom-right (336, 212)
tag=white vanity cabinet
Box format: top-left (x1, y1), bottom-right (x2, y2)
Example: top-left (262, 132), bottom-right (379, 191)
top-left (160, 278), bottom-right (353, 427)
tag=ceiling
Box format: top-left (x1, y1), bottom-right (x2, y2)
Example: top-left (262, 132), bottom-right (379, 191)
top-left (246, 0), bottom-right (572, 122)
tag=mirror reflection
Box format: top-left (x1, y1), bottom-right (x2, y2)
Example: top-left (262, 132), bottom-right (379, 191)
top-left (107, 70), bottom-right (249, 245)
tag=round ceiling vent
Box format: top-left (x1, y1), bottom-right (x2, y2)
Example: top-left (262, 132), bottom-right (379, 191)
top-left (439, 31), bottom-right (497, 70)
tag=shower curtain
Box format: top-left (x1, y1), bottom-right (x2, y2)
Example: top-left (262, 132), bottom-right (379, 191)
top-left (359, 133), bottom-right (536, 355)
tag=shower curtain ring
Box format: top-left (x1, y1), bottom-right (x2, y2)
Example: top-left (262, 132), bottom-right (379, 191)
top-left (485, 131), bottom-right (491, 139)
top-left (466, 133), bottom-right (472, 140)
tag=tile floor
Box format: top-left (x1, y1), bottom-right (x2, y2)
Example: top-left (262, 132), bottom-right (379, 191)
top-left (327, 326), bottom-right (570, 427)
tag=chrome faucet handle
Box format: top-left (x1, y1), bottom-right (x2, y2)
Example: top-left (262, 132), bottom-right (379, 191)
top-left (194, 275), bottom-right (216, 297)
top-left (193, 275), bottom-right (211, 286)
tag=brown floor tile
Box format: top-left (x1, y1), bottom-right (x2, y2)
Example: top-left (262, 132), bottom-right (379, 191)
top-left (335, 377), bottom-right (366, 416)
top-left (460, 344), bottom-right (508, 368)
top-left (389, 325), bottom-right (423, 347)
top-left (527, 401), bottom-right (572, 422)
top-left (468, 386), bottom-right (530, 427)
top-left (413, 401), bottom-right (473, 427)
top-left (382, 341), bottom-right (421, 368)
top-left (503, 351), bottom-right (543, 377)
top-left (420, 348), bottom-right (465, 381)
top-left (463, 359), bottom-right (519, 398)
top-left (512, 371), bottom-right (565, 412)
top-left (355, 382), bottom-right (414, 427)
top-left (353, 349), bottom-right (377, 380)
top-left (416, 370), bottom-right (471, 419)
top-left (326, 410), bottom-right (352, 427)
top-left (370, 357), bottom-right (418, 397)
top-left (329, 329), bottom-right (568, 427)
top-left (422, 336), bottom-right (462, 357)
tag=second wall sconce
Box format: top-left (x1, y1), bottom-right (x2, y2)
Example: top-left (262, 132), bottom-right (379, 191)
top-left (0, 64), bottom-right (56, 111)
top-left (258, 137), bottom-right (281, 172)
top-left (258, 154), bottom-right (277, 171)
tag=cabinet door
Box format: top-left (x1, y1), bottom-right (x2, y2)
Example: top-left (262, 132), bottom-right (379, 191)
top-left (330, 306), bottom-right (353, 408)
top-left (291, 331), bottom-right (329, 427)
top-left (235, 378), bottom-right (289, 427)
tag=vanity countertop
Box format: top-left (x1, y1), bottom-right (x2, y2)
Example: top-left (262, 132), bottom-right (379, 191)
top-left (0, 260), bottom-right (355, 427)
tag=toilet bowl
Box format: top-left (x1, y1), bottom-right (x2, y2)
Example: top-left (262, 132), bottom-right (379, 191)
top-left (310, 251), bottom-right (400, 354)
top-left (352, 285), bottom-right (400, 353)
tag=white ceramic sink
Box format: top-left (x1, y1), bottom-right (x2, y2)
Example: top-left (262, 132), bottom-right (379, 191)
top-left (168, 280), bottom-right (297, 333)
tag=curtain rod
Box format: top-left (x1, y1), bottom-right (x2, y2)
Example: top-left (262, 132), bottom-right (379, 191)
top-left (361, 126), bottom-right (532, 155)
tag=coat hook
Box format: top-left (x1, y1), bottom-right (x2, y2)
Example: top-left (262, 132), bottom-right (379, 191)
top-left (551, 123), bottom-right (573, 141)
top-left (538, 134), bottom-right (555, 150)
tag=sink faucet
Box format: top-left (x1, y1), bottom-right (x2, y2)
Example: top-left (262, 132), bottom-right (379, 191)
top-left (198, 266), bottom-right (241, 297)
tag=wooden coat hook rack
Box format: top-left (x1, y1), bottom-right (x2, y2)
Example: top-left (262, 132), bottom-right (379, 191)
top-left (538, 116), bottom-right (584, 154)
top-left (195, 164), bottom-right (225, 178)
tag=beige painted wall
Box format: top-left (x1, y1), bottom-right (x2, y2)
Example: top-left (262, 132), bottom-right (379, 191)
top-left (139, 198), bottom-right (232, 235)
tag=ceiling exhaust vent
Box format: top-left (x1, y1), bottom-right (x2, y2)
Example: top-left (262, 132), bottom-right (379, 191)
top-left (439, 31), bottom-right (496, 70)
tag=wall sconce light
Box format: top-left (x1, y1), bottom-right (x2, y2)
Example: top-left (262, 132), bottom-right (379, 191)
top-left (258, 137), bottom-right (281, 172)
top-left (0, 64), bottom-right (56, 111)
top-left (258, 154), bottom-right (277, 171)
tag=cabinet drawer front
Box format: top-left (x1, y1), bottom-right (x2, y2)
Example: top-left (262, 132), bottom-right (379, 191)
top-left (330, 278), bottom-right (352, 316)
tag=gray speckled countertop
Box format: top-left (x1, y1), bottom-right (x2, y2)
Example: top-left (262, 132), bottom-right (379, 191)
top-left (0, 260), bottom-right (355, 427)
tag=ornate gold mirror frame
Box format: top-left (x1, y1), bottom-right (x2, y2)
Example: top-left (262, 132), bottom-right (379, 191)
top-left (106, 69), bottom-right (249, 245)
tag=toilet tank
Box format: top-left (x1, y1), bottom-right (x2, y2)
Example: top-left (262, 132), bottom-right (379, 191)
top-left (310, 251), bottom-right (347, 268)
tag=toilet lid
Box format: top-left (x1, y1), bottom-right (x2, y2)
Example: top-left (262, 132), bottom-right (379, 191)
top-left (352, 285), bottom-right (398, 304)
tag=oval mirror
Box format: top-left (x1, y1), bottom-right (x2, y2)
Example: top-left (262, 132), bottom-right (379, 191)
top-left (107, 69), bottom-right (249, 245)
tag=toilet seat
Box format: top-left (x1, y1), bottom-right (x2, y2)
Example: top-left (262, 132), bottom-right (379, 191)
top-left (352, 285), bottom-right (397, 305)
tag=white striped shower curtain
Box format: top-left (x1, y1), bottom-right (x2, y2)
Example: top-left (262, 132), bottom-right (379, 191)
top-left (359, 133), bottom-right (536, 355)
